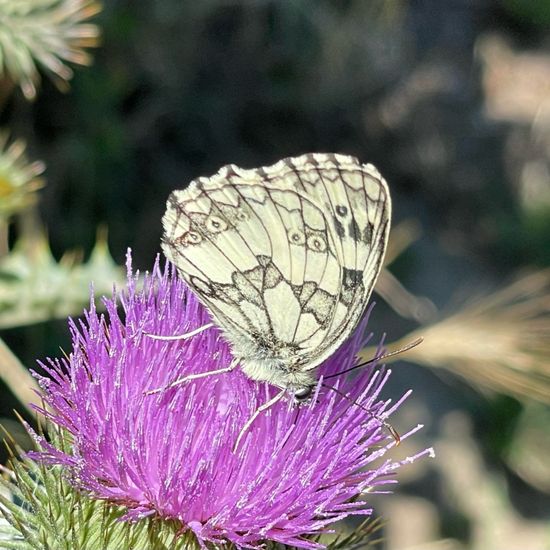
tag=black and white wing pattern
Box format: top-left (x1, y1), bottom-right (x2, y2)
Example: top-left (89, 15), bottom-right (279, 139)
top-left (161, 153), bottom-right (391, 378)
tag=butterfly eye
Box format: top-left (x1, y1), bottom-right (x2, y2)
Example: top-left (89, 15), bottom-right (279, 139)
top-left (293, 386), bottom-right (313, 403)
top-left (288, 229), bottom-right (305, 245)
top-left (206, 215), bottom-right (228, 233)
top-left (307, 234), bottom-right (327, 252)
top-left (184, 231), bottom-right (202, 245)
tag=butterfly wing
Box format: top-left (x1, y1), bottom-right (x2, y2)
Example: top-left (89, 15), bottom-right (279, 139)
top-left (161, 153), bottom-right (391, 371)
top-left (257, 153), bottom-right (391, 368)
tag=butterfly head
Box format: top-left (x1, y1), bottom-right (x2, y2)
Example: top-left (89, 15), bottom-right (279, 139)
top-left (292, 385), bottom-right (315, 403)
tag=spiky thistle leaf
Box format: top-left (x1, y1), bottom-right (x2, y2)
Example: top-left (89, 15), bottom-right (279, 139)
top-left (0, 230), bottom-right (123, 330)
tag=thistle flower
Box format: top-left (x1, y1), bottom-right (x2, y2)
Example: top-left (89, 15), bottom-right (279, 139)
top-left (0, 131), bottom-right (45, 219)
top-left (0, 0), bottom-right (102, 100)
top-left (31, 253), bottom-right (431, 549)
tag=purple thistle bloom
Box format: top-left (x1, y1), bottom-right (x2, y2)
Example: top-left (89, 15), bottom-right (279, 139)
top-left (32, 253), bottom-right (432, 549)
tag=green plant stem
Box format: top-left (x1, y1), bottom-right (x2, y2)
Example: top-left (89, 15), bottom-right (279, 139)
top-left (0, 220), bottom-right (8, 257)
top-left (0, 337), bottom-right (41, 415)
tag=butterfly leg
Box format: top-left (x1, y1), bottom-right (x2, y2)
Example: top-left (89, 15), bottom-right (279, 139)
top-left (144, 322), bottom-right (214, 341)
top-left (145, 357), bottom-right (239, 395)
top-left (233, 388), bottom-right (287, 452)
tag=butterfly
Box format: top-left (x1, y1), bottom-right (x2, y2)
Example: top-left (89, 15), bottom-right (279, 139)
top-left (160, 153), bottom-right (391, 402)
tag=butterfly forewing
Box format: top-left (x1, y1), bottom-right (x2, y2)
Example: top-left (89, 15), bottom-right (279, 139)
top-left (162, 153), bottom-right (391, 374)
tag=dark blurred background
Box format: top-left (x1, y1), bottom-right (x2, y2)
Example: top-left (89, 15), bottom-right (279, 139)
top-left (2, 1), bottom-right (550, 548)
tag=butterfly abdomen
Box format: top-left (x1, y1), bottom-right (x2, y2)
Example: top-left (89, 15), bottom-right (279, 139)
top-left (239, 355), bottom-right (317, 391)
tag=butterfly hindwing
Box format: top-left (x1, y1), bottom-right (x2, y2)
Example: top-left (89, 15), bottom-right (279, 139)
top-left (162, 153), bottom-right (390, 372)
top-left (257, 154), bottom-right (390, 367)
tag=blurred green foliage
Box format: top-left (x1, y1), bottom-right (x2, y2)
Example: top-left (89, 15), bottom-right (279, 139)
top-left (12, 1), bottom-right (544, 272)
top-left (503, 0), bottom-right (550, 26)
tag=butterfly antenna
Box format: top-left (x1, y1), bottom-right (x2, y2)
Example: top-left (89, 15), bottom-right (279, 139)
top-left (324, 337), bottom-right (423, 381)
top-left (321, 383), bottom-right (401, 445)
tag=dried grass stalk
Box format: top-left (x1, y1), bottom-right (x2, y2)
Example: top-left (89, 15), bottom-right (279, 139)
top-left (364, 270), bottom-right (550, 404)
